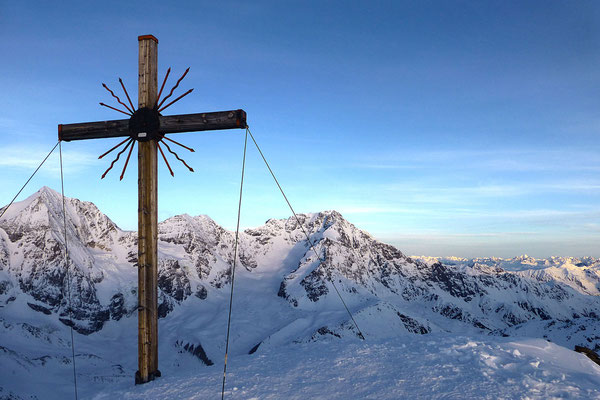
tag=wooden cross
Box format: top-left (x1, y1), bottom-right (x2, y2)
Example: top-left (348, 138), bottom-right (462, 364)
top-left (58, 35), bottom-right (247, 384)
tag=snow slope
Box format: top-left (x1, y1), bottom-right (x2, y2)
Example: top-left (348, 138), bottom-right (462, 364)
top-left (3, 329), bottom-right (600, 400)
top-left (99, 335), bottom-right (600, 400)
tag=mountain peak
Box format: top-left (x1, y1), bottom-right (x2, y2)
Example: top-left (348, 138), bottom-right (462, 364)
top-left (38, 185), bottom-right (59, 195)
top-left (0, 187), bottom-right (60, 225)
top-left (1, 187), bottom-right (122, 245)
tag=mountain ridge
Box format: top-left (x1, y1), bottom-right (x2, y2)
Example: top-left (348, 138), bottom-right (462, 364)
top-left (2, 187), bottom-right (600, 359)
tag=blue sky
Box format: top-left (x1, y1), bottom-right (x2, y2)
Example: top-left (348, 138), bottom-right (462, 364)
top-left (1, 1), bottom-right (599, 258)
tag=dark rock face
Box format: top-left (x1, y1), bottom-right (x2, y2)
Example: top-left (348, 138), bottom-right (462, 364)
top-left (109, 293), bottom-right (126, 321)
top-left (175, 340), bottom-right (213, 365)
top-left (194, 285), bottom-right (208, 300)
top-left (277, 281), bottom-right (287, 299)
top-left (277, 281), bottom-right (297, 307)
top-left (248, 342), bottom-right (261, 354)
top-left (18, 239), bottom-right (66, 308)
top-left (58, 312), bottom-right (109, 335)
top-left (158, 260), bottom-right (191, 302)
top-left (27, 303), bottom-right (51, 315)
top-left (312, 326), bottom-right (341, 340)
top-left (158, 293), bottom-right (174, 319)
top-left (239, 251), bottom-right (257, 271)
top-left (300, 267), bottom-right (329, 302)
top-left (574, 345), bottom-right (600, 366)
top-left (0, 280), bottom-right (12, 296)
top-left (397, 313), bottom-right (430, 334)
top-left (427, 262), bottom-right (481, 299)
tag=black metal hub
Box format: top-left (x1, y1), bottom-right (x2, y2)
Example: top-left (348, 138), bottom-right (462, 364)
top-left (129, 107), bottom-right (161, 142)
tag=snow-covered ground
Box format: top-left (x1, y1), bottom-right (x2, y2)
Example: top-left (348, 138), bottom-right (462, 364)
top-left (4, 328), bottom-right (600, 400)
top-left (93, 334), bottom-right (600, 400)
top-left (6, 332), bottom-right (600, 400)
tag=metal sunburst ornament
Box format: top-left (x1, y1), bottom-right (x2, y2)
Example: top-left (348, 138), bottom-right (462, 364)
top-left (97, 67), bottom-right (195, 180)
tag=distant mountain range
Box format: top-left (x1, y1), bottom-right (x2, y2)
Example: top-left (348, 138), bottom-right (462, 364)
top-left (415, 255), bottom-right (600, 296)
top-left (2, 187), bottom-right (600, 398)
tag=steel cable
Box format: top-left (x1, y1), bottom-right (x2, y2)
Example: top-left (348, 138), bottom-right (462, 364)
top-left (0, 142), bottom-right (59, 220)
top-left (246, 127), bottom-right (365, 340)
top-left (221, 128), bottom-right (248, 400)
top-left (59, 142), bottom-right (79, 400)
top-left (0, 140), bottom-right (80, 397)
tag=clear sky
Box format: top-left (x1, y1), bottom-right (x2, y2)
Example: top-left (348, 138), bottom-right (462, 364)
top-left (1, 1), bottom-right (599, 258)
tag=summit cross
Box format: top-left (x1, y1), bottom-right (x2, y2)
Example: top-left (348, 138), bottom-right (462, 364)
top-left (58, 34), bottom-right (247, 384)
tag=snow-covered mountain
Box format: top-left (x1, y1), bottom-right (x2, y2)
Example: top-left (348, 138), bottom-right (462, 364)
top-left (2, 187), bottom-right (600, 399)
top-left (416, 255), bottom-right (600, 297)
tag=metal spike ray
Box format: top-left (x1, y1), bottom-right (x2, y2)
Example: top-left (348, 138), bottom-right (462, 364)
top-left (99, 138), bottom-right (130, 159)
top-left (162, 136), bottom-right (195, 152)
top-left (158, 88), bottom-right (193, 113)
top-left (155, 67), bottom-right (171, 108)
top-left (157, 67), bottom-right (190, 109)
top-left (99, 102), bottom-right (132, 116)
top-left (119, 139), bottom-right (136, 180)
top-left (157, 142), bottom-right (175, 176)
top-left (101, 138), bottom-right (134, 179)
top-left (119, 78), bottom-right (136, 113)
top-left (102, 83), bottom-right (134, 114)
top-left (160, 139), bottom-right (194, 172)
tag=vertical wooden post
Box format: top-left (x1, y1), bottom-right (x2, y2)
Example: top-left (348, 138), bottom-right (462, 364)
top-left (136, 34), bottom-right (160, 384)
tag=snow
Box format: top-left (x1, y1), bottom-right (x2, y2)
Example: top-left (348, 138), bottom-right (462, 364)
top-left (6, 331), bottom-right (600, 400)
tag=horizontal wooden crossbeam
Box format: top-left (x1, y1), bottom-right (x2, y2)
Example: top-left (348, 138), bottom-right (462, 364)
top-left (160, 110), bottom-right (246, 134)
top-left (58, 109), bottom-right (247, 141)
top-left (59, 119), bottom-right (129, 141)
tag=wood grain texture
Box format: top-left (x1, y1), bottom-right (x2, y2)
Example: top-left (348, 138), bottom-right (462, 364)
top-left (58, 120), bottom-right (129, 141)
top-left (58, 110), bottom-right (246, 142)
top-left (137, 35), bottom-right (159, 384)
top-left (159, 109), bottom-right (247, 133)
